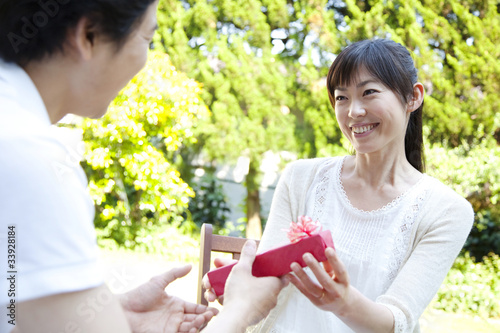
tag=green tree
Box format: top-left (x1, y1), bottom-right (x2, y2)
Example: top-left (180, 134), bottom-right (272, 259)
top-left (77, 52), bottom-right (209, 248)
top-left (336, 0), bottom-right (500, 146)
top-left (157, 0), bottom-right (301, 238)
top-left (156, 0), bottom-right (500, 246)
top-left (156, 0), bottom-right (350, 238)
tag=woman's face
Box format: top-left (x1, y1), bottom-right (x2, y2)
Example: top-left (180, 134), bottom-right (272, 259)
top-left (333, 68), bottom-right (411, 156)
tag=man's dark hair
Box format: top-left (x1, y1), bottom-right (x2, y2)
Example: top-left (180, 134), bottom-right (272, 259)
top-left (0, 0), bottom-right (156, 65)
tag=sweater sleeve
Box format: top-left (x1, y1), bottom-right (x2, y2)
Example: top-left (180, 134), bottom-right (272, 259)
top-left (376, 181), bottom-right (474, 332)
top-left (258, 161), bottom-right (296, 253)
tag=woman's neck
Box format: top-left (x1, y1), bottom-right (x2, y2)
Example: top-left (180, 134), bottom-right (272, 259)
top-left (346, 152), bottom-right (421, 190)
top-left (340, 153), bottom-right (422, 211)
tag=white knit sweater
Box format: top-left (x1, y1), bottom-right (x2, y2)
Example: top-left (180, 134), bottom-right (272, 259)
top-left (250, 156), bottom-right (474, 333)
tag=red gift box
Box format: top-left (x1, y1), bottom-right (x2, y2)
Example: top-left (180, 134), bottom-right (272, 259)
top-left (207, 230), bottom-right (334, 297)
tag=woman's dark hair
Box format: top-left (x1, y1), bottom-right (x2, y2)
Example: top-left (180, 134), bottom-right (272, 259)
top-left (327, 39), bottom-right (425, 172)
top-left (0, 0), bottom-right (156, 65)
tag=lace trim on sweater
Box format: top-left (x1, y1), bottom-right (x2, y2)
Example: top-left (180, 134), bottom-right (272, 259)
top-left (312, 158), bottom-right (335, 221)
top-left (383, 304), bottom-right (408, 333)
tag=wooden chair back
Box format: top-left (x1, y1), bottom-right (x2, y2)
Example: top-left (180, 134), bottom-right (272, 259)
top-left (197, 223), bottom-right (260, 305)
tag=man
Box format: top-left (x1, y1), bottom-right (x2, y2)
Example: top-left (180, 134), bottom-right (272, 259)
top-left (0, 1), bottom-right (285, 332)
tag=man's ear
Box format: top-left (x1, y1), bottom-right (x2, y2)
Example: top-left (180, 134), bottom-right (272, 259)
top-left (66, 17), bottom-right (95, 61)
top-left (408, 82), bottom-right (424, 113)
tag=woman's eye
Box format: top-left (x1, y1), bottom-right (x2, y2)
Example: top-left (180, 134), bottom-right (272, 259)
top-left (364, 89), bottom-right (377, 96)
top-left (335, 96), bottom-right (346, 101)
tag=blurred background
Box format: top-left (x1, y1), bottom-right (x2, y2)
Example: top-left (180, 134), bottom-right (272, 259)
top-left (61, 0), bottom-right (499, 331)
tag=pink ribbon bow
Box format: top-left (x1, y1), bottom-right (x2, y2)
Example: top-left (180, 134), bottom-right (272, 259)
top-left (285, 216), bottom-right (322, 243)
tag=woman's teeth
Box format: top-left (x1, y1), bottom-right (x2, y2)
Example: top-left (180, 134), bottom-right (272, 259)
top-left (352, 125), bottom-right (375, 134)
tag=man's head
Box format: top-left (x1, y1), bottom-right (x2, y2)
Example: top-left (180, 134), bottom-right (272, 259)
top-left (1, 0), bottom-right (159, 123)
top-left (0, 0), bottom-right (157, 65)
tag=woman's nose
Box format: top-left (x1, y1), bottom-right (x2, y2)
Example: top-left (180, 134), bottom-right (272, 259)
top-left (348, 100), bottom-right (367, 118)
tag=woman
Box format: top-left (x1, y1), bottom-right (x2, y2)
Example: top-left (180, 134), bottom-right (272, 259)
top-left (250, 39), bottom-right (474, 332)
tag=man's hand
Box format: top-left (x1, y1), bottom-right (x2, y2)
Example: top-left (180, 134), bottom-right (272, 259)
top-left (120, 265), bottom-right (218, 333)
top-left (202, 241), bottom-right (289, 333)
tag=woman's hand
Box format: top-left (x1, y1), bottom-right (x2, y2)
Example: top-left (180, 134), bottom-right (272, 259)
top-left (288, 248), bottom-right (394, 333)
top-left (202, 257), bottom-right (237, 304)
top-left (288, 247), bottom-right (352, 314)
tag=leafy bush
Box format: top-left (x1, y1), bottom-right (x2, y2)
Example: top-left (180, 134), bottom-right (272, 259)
top-left (425, 134), bottom-right (500, 258)
top-left (465, 211), bottom-right (500, 260)
top-left (77, 52), bottom-right (209, 249)
top-left (133, 222), bottom-right (201, 262)
top-left (433, 253), bottom-right (500, 318)
top-left (187, 173), bottom-right (231, 233)
top-left (99, 222), bottom-right (201, 263)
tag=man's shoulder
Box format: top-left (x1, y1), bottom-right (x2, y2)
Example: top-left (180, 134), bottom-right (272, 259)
top-left (0, 127), bottom-right (56, 177)
top-left (0, 124), bottom-right (88, 208)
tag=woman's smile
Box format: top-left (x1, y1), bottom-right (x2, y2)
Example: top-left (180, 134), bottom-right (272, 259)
top-left (350, 123), bottom-right (379, 136)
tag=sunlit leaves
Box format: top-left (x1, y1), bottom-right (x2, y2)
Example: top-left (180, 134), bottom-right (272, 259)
top-left (79, 52), bottom-right (209, 248)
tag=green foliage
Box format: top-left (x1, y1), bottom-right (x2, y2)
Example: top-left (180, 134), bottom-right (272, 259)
top-left (187, 173), bottom-right (231, 231)
top-left (99, 222), bottom-right (201, 263)
top-left (466, 212), bottom-right (500, 261)
top-left (133, 222), bottom-right (201, 262)
top-left (156, 0), bottom-right (500, 238)
top-left (157, 0), bottom-right (303, 237)
top-left (78, 52), bottom-right (209, 249)
top-left (338, 0), bottom-right (500, 147)
top-left (433, 253), bottom-right (500, 318)
top-left (426, 135), bottom-right (500, 259)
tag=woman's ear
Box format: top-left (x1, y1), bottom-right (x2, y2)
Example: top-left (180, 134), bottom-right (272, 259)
top-left (65, 17), bottom-right (95, 61)
top-left (408, 82), bottom-right (424, 113)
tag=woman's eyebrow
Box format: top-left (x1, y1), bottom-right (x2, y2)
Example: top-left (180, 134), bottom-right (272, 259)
top-left (335, 79), bottom-right (378, 91)
top-left (356, 79), bottom-right (378, 88)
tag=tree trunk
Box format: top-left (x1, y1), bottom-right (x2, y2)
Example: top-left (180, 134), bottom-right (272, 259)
top-left (245, 160), bottom-right (262, 239)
